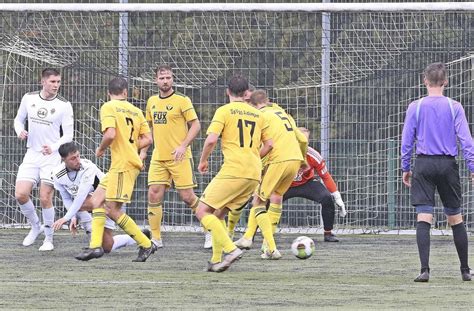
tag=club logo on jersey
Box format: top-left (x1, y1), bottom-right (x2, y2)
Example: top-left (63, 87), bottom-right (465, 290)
top-left (50, 108), bottom-right (55, 114)
top-left (153, 111), bottom-right (167, 124)
top-left (68, 184), bottom-right (79, 196)
top-left (37, 108), bottom-right (48, 119)
top-left (166, 105), bottom-right (173, 111)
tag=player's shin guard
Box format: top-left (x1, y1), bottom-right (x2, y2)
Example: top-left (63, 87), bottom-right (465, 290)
top-left (416, 221), bottom-right (431, 272)
top-left (255, 206), bottom-right (277, 252)
top-left (89, 208), bottom-right (107, 248)
top-left (243, 207), bottom-right (258, 240)
top-left (19, 200), bottom-right (40, 229)
top-left (211, 219), bottom-right (227, 263)
top-left (267, 203), bottom-right (282, 233)
top-left (201, 214), bottom-right (235, 253)
top-left (42, 207), bottom-right (55, 242)
top-left (451, 222), bottom-right (469, 270)
top-left (227, 209), bottom-right (242, 238)
top-left (117, 213), bottom-right (151, 248)
top-left (147, 202), bottom-right (163, 241)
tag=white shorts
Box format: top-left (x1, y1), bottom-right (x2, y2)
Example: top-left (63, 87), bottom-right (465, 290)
top-left (16, 149), bottom-right (61, 186)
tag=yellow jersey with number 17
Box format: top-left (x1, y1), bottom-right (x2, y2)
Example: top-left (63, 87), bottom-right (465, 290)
top-left (100, 99), bottom-right (150, 172)
top-left (207, 101), bottom-right (269, 181)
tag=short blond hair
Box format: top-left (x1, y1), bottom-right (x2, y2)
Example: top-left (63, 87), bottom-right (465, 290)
top-left (249, 89), bottom-right (267, 106)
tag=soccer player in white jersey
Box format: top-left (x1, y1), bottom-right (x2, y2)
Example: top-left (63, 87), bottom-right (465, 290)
top-left (14, 68), bottom-right (74, 251)
top-left (51, 142), bottom-right (150, 252)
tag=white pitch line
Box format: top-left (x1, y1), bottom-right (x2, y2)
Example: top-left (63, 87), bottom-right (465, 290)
top-left (0, 279), bottom-right (459, 289)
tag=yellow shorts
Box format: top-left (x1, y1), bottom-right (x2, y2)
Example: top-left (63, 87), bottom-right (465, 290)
top-left (148, 159), bottom-right (196, 189)
top-left (201, 177), bottom-right (259, 211)
top-left (99, 169), bottom-right (140, 203)
top-left (256, 160), bottom-right (301, 200)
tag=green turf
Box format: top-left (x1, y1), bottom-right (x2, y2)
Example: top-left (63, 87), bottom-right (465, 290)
top-left (0, 229), bottom-right (472, 310)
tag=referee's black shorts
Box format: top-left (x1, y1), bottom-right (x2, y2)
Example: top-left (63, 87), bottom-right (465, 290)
top-left (411, 155), bottom-right (461, 208)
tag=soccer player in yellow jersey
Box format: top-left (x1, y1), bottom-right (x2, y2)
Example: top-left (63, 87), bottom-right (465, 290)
top-left (235, 90), bottom-right (306, 259)
top-left (142, 65), bottom-right (201, 248)
top-left (195, 75), bottom-right (272, 272)
top-left (75, 77), bottom-right (157, 262)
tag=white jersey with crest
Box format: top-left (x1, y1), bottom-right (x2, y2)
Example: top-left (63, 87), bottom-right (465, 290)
top-left (52, 158), bottom-right (104, 221)
top-left (14, 91), bottom-right (74, 153)
top-left (52, 158), bottom-right (103, 199)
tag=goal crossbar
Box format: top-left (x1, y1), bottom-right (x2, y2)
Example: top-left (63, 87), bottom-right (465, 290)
top-left (0, 2), bottom-right (473, 12)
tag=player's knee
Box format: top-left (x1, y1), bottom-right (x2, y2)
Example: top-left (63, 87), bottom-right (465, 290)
top-left (148, 186), bottom-right (164, 202)
top-left (15, 191), bottom-right (29, 204)
top-left (39, 195), bottom-right (53, 208)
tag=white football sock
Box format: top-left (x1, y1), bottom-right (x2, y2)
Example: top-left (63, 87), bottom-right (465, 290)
top-left (19, 200), bottom-right (40, 229)
top-left (111, 234), bottom-right (136, 251)
top-left (76, 211), bottom-right (92, 233)
top-left (42, 207), bottom-right (55, 242)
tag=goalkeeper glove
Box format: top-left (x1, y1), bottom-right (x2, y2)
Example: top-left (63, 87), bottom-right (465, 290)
top-left (331, 191), bottom-right (347, 217)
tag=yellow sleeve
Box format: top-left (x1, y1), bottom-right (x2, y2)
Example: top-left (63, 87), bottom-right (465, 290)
top-left (207, 107), bottom-right (226, 136)
top-left (139, 112), bottom-right (151, 135)
top-left (182, 97), bottom-right (198, 122)
top-left (145, 97), bottom-right (153, 122)
top-left (100, 103), bottom-right (116, 132)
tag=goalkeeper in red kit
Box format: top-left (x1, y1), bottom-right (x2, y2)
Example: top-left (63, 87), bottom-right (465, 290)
top-left (283, 128), bottom-right (346, 242)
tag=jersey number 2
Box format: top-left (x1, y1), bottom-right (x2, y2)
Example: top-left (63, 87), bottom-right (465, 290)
top-left (125, 117), bottom-right (135, 144)
top-left (237, 119), bottom-right (256, 147)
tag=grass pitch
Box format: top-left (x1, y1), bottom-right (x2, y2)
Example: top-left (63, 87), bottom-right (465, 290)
top-left (0, 229), bottom-right (472, 310)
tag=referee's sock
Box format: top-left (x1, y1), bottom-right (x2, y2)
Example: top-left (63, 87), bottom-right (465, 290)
top-left (416, 221), bottom-right (431, 272)
top-left (451, 222), bottom-right (469, 270)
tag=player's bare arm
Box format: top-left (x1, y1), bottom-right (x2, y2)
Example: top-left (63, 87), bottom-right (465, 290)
top-left (173, 118), bottom-right (201, 162)
top-left (96, 127), bottom-right (115, 157)
top-left (198, 133), bottom-right (219, 173)
top-left (138, 132), bottom-right (152, 150)
top-left (260, 139), bottom-right (273, 158)
top-left (139, 121), bottom-right (154, 161)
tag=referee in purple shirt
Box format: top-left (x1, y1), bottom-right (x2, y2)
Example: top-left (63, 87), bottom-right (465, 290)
top-left (401, 62), bottom-right (473, 282)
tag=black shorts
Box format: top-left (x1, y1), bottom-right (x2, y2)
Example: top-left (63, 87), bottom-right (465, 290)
top-left (411, 155), bottom-right (461, 208)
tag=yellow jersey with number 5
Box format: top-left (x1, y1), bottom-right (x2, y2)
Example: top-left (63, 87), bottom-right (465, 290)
top-left (260, 105), bottom-right (304, 164)
top-left (100, 99), bottom-right (150, 172)
top-left (207, 101), bottom-right (269, 181)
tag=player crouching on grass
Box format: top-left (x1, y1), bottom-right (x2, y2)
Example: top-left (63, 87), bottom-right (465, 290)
top-left (51, 142), bottom-right (151, 253)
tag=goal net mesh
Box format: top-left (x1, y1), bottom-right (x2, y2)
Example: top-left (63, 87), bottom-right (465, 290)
top-left (0, 5), bottom-right (472, 233)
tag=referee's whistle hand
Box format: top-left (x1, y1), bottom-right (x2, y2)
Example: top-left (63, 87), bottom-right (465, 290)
top-left (402, 171), bottom-right (411, 187)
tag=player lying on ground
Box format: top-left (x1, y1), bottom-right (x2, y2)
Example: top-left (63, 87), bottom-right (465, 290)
top-left (51, 142), bottom-right (151, 253)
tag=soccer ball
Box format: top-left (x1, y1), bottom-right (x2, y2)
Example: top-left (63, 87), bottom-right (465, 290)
top-left (291, 236), bottom-right (315, 259)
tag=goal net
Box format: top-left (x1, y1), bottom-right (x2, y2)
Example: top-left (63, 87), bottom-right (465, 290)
top-left (0, 3), bottom-right (472, 234)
